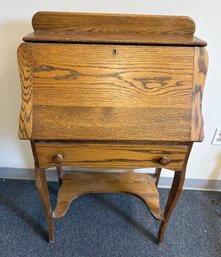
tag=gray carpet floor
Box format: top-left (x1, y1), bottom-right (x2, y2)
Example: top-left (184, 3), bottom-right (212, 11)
top-left (0, 178), bottom-right (220, 257)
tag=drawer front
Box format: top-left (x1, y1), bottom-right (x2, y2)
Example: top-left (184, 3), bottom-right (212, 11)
top-left (31, 43), bottom-right (194, 141)
top-left (35, 142), bottom-right (188, 170)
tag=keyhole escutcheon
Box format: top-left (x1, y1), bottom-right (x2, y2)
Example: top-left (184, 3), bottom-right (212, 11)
top-left (112, 49), bottom-right (117, 56)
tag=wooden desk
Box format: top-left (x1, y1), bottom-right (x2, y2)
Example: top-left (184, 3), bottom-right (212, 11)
top-left (17, 12), bottom-right (208, 244)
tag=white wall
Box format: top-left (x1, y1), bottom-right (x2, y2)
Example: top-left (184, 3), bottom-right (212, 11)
top-left (0, 0), bottom-right (221, 181)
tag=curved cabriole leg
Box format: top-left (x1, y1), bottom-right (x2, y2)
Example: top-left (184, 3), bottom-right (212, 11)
top-left (158, 169), bottom-right (186, 244)
top-left (35, 168), bottom-right (54, 243)
top-left (155, 168), bottom-right (162, 186)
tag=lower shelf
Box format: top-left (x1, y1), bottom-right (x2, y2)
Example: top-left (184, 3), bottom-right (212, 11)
top-left (52, 172), bottom-right (164, 221)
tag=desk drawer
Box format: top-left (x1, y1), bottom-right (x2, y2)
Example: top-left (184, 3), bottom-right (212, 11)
top-left (35, 142), bottom-right (188, 170)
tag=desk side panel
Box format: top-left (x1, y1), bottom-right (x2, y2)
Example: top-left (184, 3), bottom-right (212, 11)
top-left (17, 43), bottom-right (33, 139)
top-left (191, 47), bottom-right (209, 141)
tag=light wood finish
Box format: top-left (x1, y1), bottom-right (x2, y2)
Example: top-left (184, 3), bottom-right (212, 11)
top-left (17, 12), bottom-right (208, 244)
top-left (17, 43), bottom-right (33, 139)
top-left (27, 12), bottom-right (206, 46)
top-left (52, 172), bottom-right (164, 220)
top-left (191, 47), bottom-right (209, 141)
top-left (32, 12), bottom-right (196, 35)
top-left (35, 141), bottom-right (188, 170)
top-left (30, 43), bottom-right (194, 141)
top-left (35, 168), bottom-right (54, 243)
top-left (18, 42), bottom-right (209, 142)
top-left (159, 170), bottom-right (186, 244)
top-left (24, 30), bottom-right (206, 47)
top-left (158, 143), bottom-right (193, 243)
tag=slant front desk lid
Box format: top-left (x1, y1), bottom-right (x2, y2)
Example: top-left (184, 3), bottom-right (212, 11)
top-left (23, 11), bottom-right (206, 46)
top-left (18, 12), bottom-right (208, 142)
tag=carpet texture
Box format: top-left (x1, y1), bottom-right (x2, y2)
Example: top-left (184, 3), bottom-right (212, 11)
top-left (0, 178), bottom-right (220, 257)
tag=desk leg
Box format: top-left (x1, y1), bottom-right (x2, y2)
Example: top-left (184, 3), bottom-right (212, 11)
top-left (35, 168), bottom-right (54, 243)
top-left (155, 168), bottom-right (162, 186)
top-left (158, 169), bottom-right (186, 244)
top-left (56, 166), bottom-right (63, 186)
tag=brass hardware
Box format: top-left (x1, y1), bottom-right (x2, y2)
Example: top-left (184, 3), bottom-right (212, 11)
top-left (53, 154), bottom-right (63, 164)
top-left (159, 156), bottom-right (170, 166)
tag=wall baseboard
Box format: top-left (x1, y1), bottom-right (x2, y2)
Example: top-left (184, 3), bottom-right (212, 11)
top-left (0, 167), bottom-right (220, 192)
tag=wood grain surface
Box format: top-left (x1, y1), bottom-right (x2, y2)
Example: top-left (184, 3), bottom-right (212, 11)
top-left (31, 43), bottom-right (194, 141)
top-left (17, 43), bottom-right (33, 139)
top-left (158, 142), bottom-right (192, 243)
top-left (23, 30), bottom-right (206, 47)
top-left (35, 141), bottom-right (188, 170)
top-left (35, 168), bottom-right (54, 243)
top-left (191, 47), bottom-right (209, 141)
top-left (52, 172), bottom-right (164, 220)
top-left (32, 12), bottom-right (196, 35)
top-left (17, 12), bottom-right (209, 244)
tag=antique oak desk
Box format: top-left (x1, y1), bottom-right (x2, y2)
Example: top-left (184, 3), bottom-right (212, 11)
top-left (17, 12), bottom-right (208, 244)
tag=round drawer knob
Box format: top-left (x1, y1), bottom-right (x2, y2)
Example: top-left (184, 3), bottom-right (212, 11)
top-left (159, 156), bottom-right (170, 166)
top-left (53, 154), bottom-right (63, 164)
